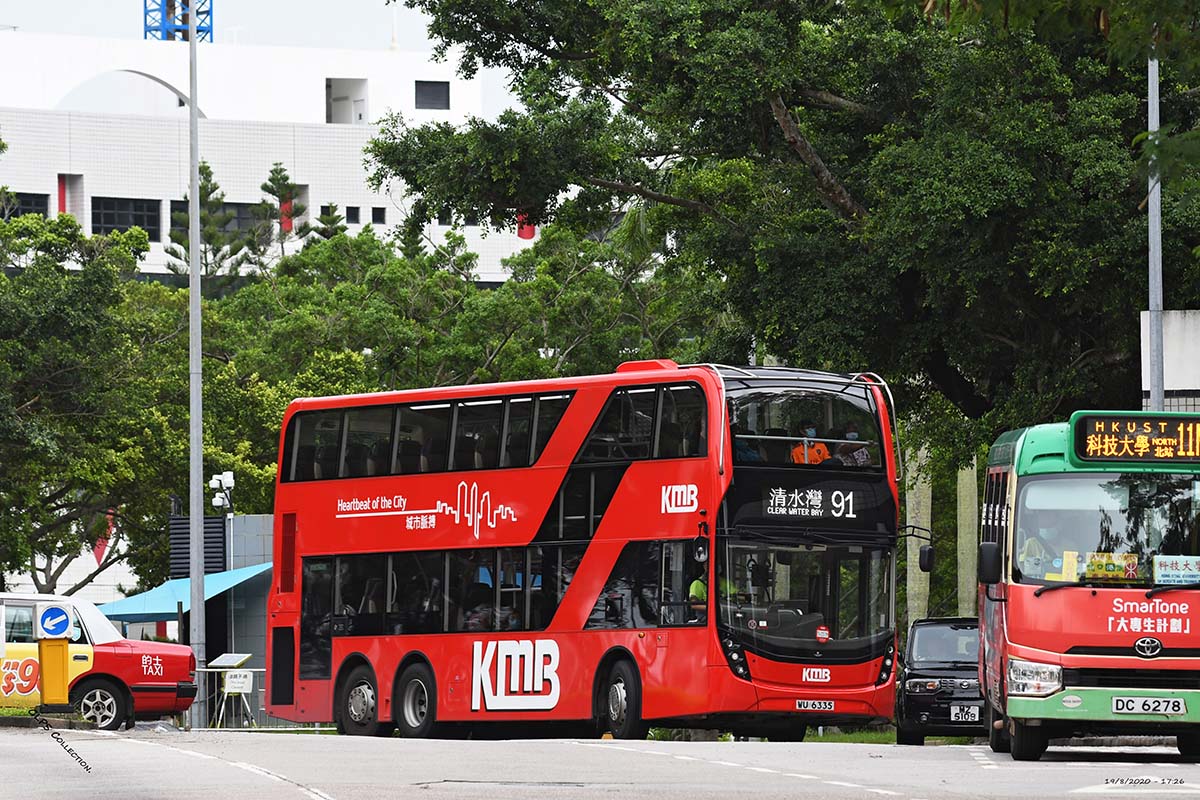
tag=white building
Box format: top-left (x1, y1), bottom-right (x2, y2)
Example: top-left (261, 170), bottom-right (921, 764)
top-left (0, 30), bottom-right (535, 282)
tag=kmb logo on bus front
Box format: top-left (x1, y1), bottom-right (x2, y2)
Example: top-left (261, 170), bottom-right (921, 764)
top-left (661, 484), bottom-right (698, 514)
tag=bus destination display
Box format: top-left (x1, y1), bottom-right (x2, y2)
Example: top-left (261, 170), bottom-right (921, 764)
top-left (1075, 415), bottom-right (1200, 463)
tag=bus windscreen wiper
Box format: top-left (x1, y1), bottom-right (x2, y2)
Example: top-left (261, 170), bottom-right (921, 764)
top-left (1145, 582), bottom-right (1200, 599)
top-left (1033, 580), bottom-right (1105, 597)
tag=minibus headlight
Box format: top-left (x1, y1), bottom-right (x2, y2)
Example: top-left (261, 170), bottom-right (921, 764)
top-left (1007, 657), bottom-right (1061, 697)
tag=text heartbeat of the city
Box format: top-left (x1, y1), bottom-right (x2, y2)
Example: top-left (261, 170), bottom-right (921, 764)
top-left (334, 481), bottom-right (518, 538)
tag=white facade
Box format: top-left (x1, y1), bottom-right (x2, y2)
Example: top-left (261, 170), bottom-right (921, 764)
top-left (1141, 310), bottom-right (1200, 411)
top-left (0, 31), bottom-right (535, 282)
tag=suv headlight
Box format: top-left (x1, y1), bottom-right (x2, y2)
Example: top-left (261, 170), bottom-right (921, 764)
top-left (905, 679), bottom-right (939, 694)
top-left (1007, 657), bottom-right (1062, 697)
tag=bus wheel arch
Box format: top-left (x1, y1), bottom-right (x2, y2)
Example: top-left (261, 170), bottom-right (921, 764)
top-left (334, 654), bottom-right (393, 737)
top-left (393, 654), bottom-right (438, 738)
top-left (594, 648), bottom-right (648, 740)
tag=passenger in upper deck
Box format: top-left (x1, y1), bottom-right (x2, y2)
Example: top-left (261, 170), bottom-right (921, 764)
top-left (836, 421), bottom-right (872, 466)
top-left (791, 419), bottom-right (830, 465)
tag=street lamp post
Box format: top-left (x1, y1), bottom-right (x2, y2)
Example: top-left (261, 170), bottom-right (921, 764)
top-left (209, 471), bottom-right (235, 651)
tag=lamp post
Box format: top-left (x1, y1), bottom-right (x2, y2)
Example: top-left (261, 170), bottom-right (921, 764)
top-left (209, 470), bottom-right (235, 655)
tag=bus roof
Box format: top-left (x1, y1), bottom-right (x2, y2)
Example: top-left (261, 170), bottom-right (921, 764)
top-left (989, 410), bottom-right (1200, 475)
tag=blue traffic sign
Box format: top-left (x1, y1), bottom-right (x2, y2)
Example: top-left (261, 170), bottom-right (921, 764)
top-left (39, 606), bottom-right (70, 638)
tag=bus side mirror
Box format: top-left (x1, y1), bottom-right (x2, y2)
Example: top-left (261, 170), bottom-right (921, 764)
top-left (918, 544), bottom-right (934, 573)
top-left (692, 535), bottom-right (708, 563)
top-left (979, 542), bottom-right (1001, 585)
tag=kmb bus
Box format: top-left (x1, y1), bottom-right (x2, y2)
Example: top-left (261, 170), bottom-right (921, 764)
top-left (264, 360), bottom-right (906, 738)
top-left (979, 410), bottom-right (1200, 760)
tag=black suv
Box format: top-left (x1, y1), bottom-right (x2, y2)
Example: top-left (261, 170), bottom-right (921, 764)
top-left (895, 617), bottom-right (986, 745)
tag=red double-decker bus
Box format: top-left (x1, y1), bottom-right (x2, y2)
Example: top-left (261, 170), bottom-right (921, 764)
top-left (264, 360), bottom-right (902, 738)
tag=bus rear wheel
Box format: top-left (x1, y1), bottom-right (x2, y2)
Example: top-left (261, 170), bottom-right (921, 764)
top-left (1008, 719), bottom-right (1047, 761)
top-left (337, 665), bottom-right (393, 737)
top-left (395, 662), bottom-right (438, 739)
top-left (1178, 731), bottom-right (1200, 760)
top-left (604, 661), bottom-right (648, 740)
top-left (987, 703), bottom-right (1010, 754)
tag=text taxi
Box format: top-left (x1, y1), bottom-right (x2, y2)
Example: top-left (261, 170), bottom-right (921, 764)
top-left (1, 593), bottom-right (196, 730)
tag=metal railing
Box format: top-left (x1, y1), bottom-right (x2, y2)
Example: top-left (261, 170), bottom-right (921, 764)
top-left (189, 667), bottom-right (329, 730)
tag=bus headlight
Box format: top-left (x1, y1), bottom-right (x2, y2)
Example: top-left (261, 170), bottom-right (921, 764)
top-left (1007, 657), bottom-right (1061, 697)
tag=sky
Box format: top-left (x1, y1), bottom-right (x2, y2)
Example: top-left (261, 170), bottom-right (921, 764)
top-left (0, 0), bottom-right (435, 51)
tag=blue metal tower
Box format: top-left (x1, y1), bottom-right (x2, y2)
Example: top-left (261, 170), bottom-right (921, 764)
top-left (144, 0), bottom-right (213, 42)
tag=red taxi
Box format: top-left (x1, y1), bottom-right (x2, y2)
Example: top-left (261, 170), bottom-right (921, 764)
top-left (1, 592), bottom-right (196, 730)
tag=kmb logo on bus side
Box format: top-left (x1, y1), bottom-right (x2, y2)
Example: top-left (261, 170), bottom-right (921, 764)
top-left (471, 640), bottom-right (561, 711)
top-left (661, 484), bottom-right (699, 514)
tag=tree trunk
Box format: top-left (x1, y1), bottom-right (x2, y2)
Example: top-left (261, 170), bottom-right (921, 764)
top-left (957, 456), bottom-right (979, 617)
top-left (905, 446), bottom-right (931, 629)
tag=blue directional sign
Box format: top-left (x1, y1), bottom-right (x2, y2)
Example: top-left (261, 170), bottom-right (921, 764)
top-left (37, 604), bottom-right (71, 639)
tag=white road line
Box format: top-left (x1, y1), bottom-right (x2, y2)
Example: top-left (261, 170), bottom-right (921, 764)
top-left (746, 767), bottom-right (779, 773)
top-left (824, 780), bottom-right (862, 788)
top-left (783, 773), bottom-right (818, 779)
top-left (233, 762), bottom-right (285, 783)
top-left (864, 790), bottom-right (901, 796)
top-left (674, 755), bottom-right (699, 761)
top-left (712, 760), bottom-right (744, 767)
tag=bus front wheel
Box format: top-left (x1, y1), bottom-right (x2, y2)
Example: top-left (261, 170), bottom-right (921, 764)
top-left (1008, 719), bottom-right (1047, 761)
top-left (987, 703), bottom-right (1010, 754)
top-left (337, 665), bottom-right (393, 737)
top-left (1178, 731), bottom-right (1200, 760)
top-left (395, 662), bottom-right (438, 739)
top-left (604, 661), bottom-right (648, 740)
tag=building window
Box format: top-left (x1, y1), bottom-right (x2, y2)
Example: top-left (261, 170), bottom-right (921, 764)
top-left (92, 197), bottom-right (162, 241)
top-left (4, 193), bottom-right (50, 219)
top-left (170, 200), bottom-right (259, 238)
top-left (372, 207), bottom-right (386, 225)
top-left (415, 80), bottom-right (450, 110)
top-left (320, 205), bottom-right (334, 218)
top-left (345, 206), bottom-right (360, 225)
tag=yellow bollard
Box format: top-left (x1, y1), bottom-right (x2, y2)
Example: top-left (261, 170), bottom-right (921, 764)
top-left (35, 603), bottom-right (74, 713)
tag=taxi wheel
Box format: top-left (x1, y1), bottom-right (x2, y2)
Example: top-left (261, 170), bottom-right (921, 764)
top-left (337, 665), bottom-right (391, 737)
top-left (1178, 732), bottom-right (1200, 760)
top-left (604, 661), bottom-right (648, 740)
top-left (72, 678), bottom-right (127, 731)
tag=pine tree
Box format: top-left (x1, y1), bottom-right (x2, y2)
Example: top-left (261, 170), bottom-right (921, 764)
top-left (245, 162), bottom-right (312, 271)
top-left (164, 161), bottom-right (247, 282)
top-left (313, 203), bottom-right (347, 240)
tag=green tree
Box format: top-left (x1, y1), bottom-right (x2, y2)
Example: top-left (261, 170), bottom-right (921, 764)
top-left (0, 135), bottom-right (15, 221)
top-left (0, 213), bottom-right (163, 592)
top-left (164, 160), bottom-right (248, 284)
top-left (313, 203), bottom-right (348, 240)
top-left (245, 162), bottom-right (313, 270)
top-left (371, 1), bottom-right (1200, 460)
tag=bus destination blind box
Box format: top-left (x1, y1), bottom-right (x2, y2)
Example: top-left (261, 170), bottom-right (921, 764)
top-left (1072, 412), bottom-right (1200, 464)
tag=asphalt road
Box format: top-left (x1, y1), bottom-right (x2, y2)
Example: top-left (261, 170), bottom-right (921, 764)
top-left (1, 727), bottom-right (1197, 800)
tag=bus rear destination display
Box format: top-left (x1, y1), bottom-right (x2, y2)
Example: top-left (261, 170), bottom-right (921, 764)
top-left (1074, 414), bottom-right (1200, 463)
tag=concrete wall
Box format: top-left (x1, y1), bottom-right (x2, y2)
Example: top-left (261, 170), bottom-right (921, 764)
top-left (226, 514), bottom-right (272, 672)
top-left (1140, 310), bottom-right (1200, 411)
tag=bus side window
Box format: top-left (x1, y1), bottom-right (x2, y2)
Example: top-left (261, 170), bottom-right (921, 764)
top-left (503, 397), bottom-right (533, 468)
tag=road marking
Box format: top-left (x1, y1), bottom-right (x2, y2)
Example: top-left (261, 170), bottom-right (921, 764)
top-left (824, 780), bottom-right (862, 788)
top-left (233, 762), bottom-right (285, 783)
top-left (746, 767), bottom-right (779, 773)
top-left (712, 760), bottom-right (744, 767)
top-left (674, 755), bottom-right (699, 761)
top-left (864, 790), bottom-right (900, 796)
top-left (783, 773), bottom-right (818, 779)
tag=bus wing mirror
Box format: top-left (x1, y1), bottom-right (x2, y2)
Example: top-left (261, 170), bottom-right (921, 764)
top-left (692, 535), bottom-right (708, 563)
top-left (978, 542), bottom-right (1001, 585)
top-left (918, 544), bottom-right (934, 573)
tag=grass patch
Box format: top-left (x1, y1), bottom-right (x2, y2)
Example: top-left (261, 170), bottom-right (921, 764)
top-left (807, 728), bottom-right (977, 745)
top-left (0, 706), bottom-right (32, 717)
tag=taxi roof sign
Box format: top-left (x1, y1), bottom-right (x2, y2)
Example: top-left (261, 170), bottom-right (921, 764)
top-left (35, 602), bottom-right (73, 639)
top-left (1070, 410), bottom-right (1200, 467)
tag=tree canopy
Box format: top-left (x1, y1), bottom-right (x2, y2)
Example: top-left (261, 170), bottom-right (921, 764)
top-left (372, 0), bottom-right (1200, 462)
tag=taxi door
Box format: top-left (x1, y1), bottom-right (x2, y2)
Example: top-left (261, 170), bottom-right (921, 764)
top-left (1, 602), bottom-right (95, 708)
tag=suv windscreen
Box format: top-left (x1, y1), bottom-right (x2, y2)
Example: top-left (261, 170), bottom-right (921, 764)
top-left (908, 624), bottom-right (978, 665)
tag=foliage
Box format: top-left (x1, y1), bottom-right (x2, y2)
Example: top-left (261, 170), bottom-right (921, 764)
top-left (164, 161), bottom-right (248, 288)
top-left (0, 213), bottom-right (160, 591)
top-left (375, 0), bottom-right (1200, 465)
top-left (313, 203), bottom-right (348, 240)
top-left (244, 162), bottom-right (313, 271)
